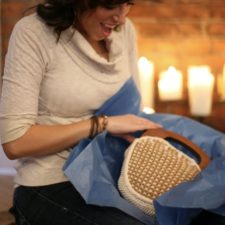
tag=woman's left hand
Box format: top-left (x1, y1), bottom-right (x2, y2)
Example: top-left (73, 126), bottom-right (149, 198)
top-left (106, 114), bottom-right (162, 142)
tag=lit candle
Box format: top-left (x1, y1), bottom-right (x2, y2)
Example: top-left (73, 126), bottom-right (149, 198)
top-left (142, 107), bottom-right (155, 114)
top-left (188, 66), bottom-right (215, 116)
top-left (222, 64), bottom-right (225, 100)
top-left (217, 65), bottom-right (225, 100)
top-left (158, 66), bottom-right (183, 101)
top-left (138, 57), bottom-right (154, 109)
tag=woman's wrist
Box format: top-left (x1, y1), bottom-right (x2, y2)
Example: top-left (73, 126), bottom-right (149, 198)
top-left (88, 115), bottom-right (108, 138)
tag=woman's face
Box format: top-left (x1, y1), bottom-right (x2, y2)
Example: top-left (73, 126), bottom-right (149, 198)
top-left (79, 3), bottom-right (132, 43)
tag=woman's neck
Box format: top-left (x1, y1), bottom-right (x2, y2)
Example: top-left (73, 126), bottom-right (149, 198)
top-left (76, 25), bottom-right (109, 60)
top-left (89, 39), bottom-right (109, 60)
top-left (81, 32), bottom-right (109, 60)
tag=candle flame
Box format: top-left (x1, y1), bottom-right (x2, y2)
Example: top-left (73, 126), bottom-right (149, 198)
top-left (138, 57), bottom-right (154, 76)
top-left (143, 107), bottom-right (155, 114)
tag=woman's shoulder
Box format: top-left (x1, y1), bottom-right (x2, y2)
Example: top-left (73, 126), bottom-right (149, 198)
top-left (120, 18), bottom-right (136, 39)
top-left (15, 14), bottom-right (44, 30)
top-left (13, 13), bottom-right (55, 40)
top-left (119, 18), bottom-right (136, 43)
top-left (123, 18), bottom-right (136, 33)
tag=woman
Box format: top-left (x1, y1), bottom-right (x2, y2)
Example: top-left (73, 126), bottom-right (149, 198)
top-left (0, 0), bottom-right (161, 224)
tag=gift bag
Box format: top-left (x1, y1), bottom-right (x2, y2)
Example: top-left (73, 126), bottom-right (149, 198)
top-left (63, 77), bottom-right (225, 225)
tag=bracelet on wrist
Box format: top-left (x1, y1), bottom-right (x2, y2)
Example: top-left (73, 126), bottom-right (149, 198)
top-left (101, 115), bottom-right (108, 132)
top-left (89, 115), bottom-right (108, 139)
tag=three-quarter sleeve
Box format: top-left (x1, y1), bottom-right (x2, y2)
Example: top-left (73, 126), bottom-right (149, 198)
top-left (0, 17), bottom-right (48, 143)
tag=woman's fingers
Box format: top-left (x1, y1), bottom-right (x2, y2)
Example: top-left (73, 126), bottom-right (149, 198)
top-left (107, 114), bottom-right (162, 134)
top-left (114, 134), bottom-right (136, 143)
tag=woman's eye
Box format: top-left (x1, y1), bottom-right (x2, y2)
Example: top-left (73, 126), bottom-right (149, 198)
top-left (127, 1), bottom-right (134, 6)
top-left (102, 1), bottom-right (134, 10)
top-left (103, 4), bottom-right (118, 10)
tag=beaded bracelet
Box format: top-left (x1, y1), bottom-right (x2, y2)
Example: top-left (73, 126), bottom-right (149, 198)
top-left (89, 115), bottom-right (108, 139)
top-left (101, 115), bottom-right (108, 131)
top-left (89, 116), bottom-right (96, 138)
top-left (89, 116), bottom-right (99, 139)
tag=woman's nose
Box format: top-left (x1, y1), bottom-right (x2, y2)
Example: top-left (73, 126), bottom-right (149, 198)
top-left (112, 14), bottom-right (126, 24)
top-left (113, 4), bottom-right (131, 24)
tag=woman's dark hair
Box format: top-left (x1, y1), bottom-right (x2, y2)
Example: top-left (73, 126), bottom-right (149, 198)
top-left (36, 0), bottom-right (133, 39)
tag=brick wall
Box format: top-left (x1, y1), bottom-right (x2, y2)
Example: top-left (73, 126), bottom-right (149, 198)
top-left (131, 0), bottom-right (225, 74)
top-left (128, 0), bottom-right (225, 132)
top-left (1, 0), bottom-right (225, 131)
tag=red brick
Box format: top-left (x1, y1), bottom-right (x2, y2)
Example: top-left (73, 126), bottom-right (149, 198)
top-left (211, 39), bottom-right (225, 54)
top-left (130, 3), bottom-right (209, 19)
top-left (2, 2), bottom-right (27, 18)
top-left (177, 38), bottom-right (212, 55)
top-left (134, 21), bottom-right (203, 38)
top-left (134, 22), bottom-right (176, 37)
top-left (2, 23), bottom-right (16, 37)
top-left (207, 23), bottom-right (225, 36)
top-left (137, 37), bottom-right (179, 54)
top-left (172, 23), bottom-right (203, 36)
top-left (176, 0), bottom-right (210, 3)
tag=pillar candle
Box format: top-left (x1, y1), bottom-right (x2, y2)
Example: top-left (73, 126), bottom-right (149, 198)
top-left (188, 66), bottom-right (215, 116)
top-left (222, 64), bottom-right (225, 100)
top-left (158, 66), bottom-right (183, 101)
top-left (138, 57), bottom-right (154, 109)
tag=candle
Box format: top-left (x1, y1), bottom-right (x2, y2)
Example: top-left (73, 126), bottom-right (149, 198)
top-left (188, 66), bottom-right (215, 116)
top-left (138, 57), bottom-right (154, 109)
top-left (143, 107), bottom-right (155, 114)
top-left (217, 65), bottom-right (225, 101)
top-left (158, 66), bottom-right (183, 101)
top-left (222, 64), bottom-right (225, 100)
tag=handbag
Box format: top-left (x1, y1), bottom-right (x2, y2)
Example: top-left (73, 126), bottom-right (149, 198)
top-left (118, 128), bottom-right (210, 216)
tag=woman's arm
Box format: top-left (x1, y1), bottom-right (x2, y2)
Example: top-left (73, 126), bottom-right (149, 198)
top-left (1, 17), bottom-right (161, 160)
top-left (3, 114), bottom-right (161, 160)
top-left (2, 120), bottom-right (91, 159)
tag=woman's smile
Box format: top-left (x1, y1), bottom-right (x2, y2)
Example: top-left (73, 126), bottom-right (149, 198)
top-left (79, 3), bottom-right (132, 42)
top-left (100, 22), bottom-right (117, 37)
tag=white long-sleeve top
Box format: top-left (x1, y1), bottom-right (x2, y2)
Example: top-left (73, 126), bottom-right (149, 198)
top-left (0, 13), bottom-right (139, 186)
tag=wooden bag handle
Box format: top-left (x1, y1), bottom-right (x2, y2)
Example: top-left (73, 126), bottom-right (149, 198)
top-left (142, 128), bottom-right (210, 169)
